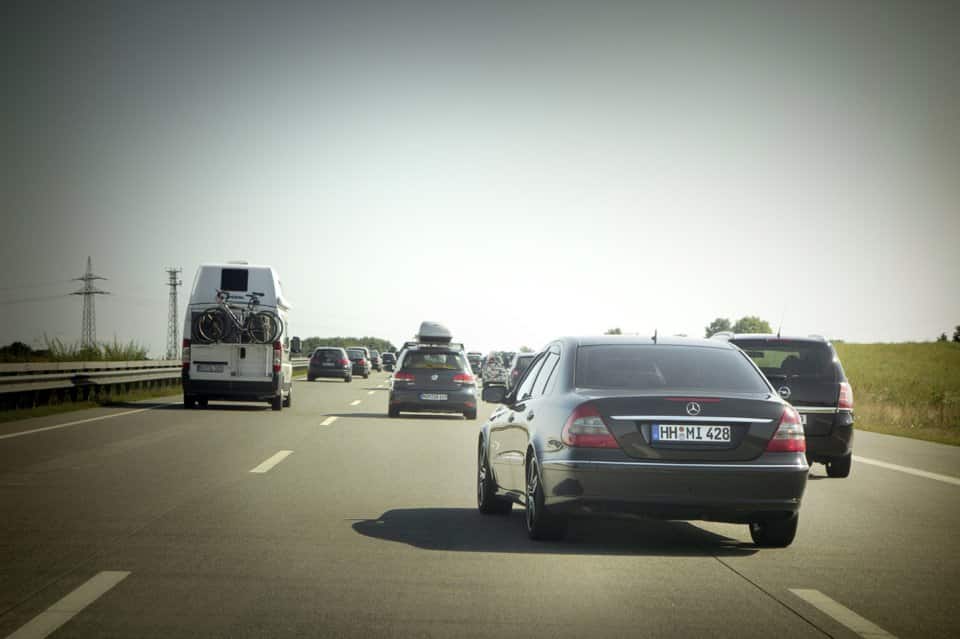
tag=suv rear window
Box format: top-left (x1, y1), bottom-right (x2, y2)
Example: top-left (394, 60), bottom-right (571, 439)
top-left (731, 340), bottom-right (839, 382)
top-left (402, 351), bottom-right (466, 370)
top-left (315, 349), bottom-right (343, 362)
top-left (346, 349), bottom-right (365, 358)
top-left (575, 345), bottom-right (769, 393)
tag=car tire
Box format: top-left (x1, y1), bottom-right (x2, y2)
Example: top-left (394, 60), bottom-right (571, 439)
top-left (525, 456), bottom-right (567, 541)
top-left (307, 375), bottom-right (315, 382)
top-left (283, 387), bottom-right (292, 408)
top-left (364, 373), bottom-right (369, 379)
top-left (749, 513), bottom-right (799, 547)
top-left (478, 443), bottom-right (512, 515)
top-left (271, 395), bottom-right (282, 411)
top-left (388, 405), bottom-right (400, 418)
top-left (197, 397), bottom-right (209, 408)
top-left (183, 395), bottom-right (196, 409)
top-left (344, 376), bottom-right (352, 383)
top-left (826, 453), bottom-right (852, 478)
top-left (464, 409), bottom-right (477, 420)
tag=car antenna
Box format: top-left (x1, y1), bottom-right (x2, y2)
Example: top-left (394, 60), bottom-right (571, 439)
top-left (652, 328), bottom-right (658, 344)
top-left (776, 303), bottom-right (785, 338)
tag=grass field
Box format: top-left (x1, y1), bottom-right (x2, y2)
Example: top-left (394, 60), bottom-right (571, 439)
top-left (834, 341), bottom-right (960, 446)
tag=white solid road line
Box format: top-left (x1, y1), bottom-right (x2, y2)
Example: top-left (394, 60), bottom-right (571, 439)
top-left (854, 455), bottom-right (960, 487)
top-left (790, 589), bottom-right (897, 639)
top-left (6, 571), bottom-right (130, 639)
top-left (0, 405), bottom-right (173, 441)
top-left (320, 416), bottom-right (338, 426)
top-left (350, 400), bottom-right (361, 406)
top-left (367, 391), bottom-right (375, 395)
top-left (249, 450), bottom-right (293, 474)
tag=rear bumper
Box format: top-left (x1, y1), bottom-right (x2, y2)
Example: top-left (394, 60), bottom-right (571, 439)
top-left (389, 388), bottom-right (477, 413)
top-left (539, 457), bottom-right (808, 524)
top-left (308, 366), bottom-right (350, 379)
top-left (806, 423), bottom-right (854, 462)
top-left (183, 375), bottom-right (279, 401)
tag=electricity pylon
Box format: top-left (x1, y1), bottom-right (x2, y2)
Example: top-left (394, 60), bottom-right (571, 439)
top-left (71, 256), bottom-right (109, 349)
top-left (165, 267), bottom-right (183, 360)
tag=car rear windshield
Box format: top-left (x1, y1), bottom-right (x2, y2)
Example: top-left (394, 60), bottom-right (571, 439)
top-left (382, 353), bottom-right (395, 361)
top-left (730, 340), bottom-right (839, 381)
top-left (402, 351), bottom-right (466, 370)
top-left (314, 349), bottom-right (342, 361)
top-left (346, 349), bottom-right (365, 358)
top-left (575, 345), bottom-right (770, 393)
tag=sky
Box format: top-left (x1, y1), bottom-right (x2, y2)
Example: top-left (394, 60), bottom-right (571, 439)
top-left (2, 0), bottom-right (958, 358)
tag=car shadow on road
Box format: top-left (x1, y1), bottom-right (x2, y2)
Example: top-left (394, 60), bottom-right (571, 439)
top-left (100, 400), bottom-right (181, 410)
top-left (299, 378), bottom-right (351, 384)
top-left (352, 508), bottom-right (756, 557)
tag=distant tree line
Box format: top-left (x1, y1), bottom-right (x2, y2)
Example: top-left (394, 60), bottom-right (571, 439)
top-left (936, 326), bottom-right (960, 343)
top-left (300, 336), bottom-right (397, 354)
top-left (0, 337), bottom-right (148, 362)
top-left (704, 316), bottom-right (772, 338)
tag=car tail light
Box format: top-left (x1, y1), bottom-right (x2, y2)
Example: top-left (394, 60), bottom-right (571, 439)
top-left (273, 341), bottom-right (282, 373)
top-left (181, 339), bottom-right (190, 371)
top-left (453, 373), bottom-right (475, 384)
top-left (766, 405), bottom-right (806, 452)
top-left (394, 371), bottom-right (415, 383)
top-left (340, 358), bottom-right (350, 366)
top-left (561, 403), bottom-right (619, 448)
top-left (838, 382), bottom-right (854, 410)
top-left (359, 358), bottom-right (366, 365)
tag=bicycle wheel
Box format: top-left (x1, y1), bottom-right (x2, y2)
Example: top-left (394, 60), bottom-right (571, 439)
top-left (245, 311), bottom-right (282, 344)
top-left (196, 308), bottom-right (227, 343)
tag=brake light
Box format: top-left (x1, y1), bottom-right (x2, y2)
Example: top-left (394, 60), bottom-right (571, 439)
top-left (561, 403), bottom-right (619, 448)
top-left (394, 371), bottom-right (415, 383)
top-left (273, 341), bottom-right (282, 373)
top-left (766, 405), bottom-right (806, 452)
top-left (359, 358), bottom-right (366, 365)
top-left (453, 373), bottom-right (475, 384)
top-left (340, 358), bottom-right (350, 366)
top-left (838, 382), bottom-right (854, 410)
top-left (181, 338), bottom-right (190, 371)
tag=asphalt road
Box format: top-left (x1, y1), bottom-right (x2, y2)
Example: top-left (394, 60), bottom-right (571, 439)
top-left (0, 373), bottom-right (957, 638)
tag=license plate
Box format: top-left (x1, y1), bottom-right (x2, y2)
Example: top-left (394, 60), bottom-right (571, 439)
top-left (801, 414), bottom-right (808, 425)
top-left (652, 424), bottom-right (731, 443)
top-left (420, 393), bottom-right (448, 401)
top-left (197, 364), bottom-right (223, 373)
top-left (321, 362), bottom-right (335, 367)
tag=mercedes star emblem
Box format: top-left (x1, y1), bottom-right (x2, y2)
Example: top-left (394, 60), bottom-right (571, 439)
top-left (431, 374), bottom-right (439, 381)
top-left (686, 402), bottom-right (701, 416)
top-left (778, 386), bottom-right (791, 399)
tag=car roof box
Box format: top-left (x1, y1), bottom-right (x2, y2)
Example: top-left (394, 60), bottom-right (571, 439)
top-left (416, 321), bottom-right (453, 344)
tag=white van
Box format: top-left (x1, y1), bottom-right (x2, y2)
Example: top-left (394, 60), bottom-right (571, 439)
top-left (181, 262), bottom-right (293, 410)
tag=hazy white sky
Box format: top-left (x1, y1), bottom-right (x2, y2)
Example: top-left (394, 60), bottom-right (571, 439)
top-left (2, 1), bottom-right (958, 357)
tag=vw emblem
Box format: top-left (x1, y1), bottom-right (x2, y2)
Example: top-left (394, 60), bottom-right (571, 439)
top-left (431, 374), bottom-right (439, 381)
top-left (685, 402), bottom-right (701, 416)
top-left (778, 386), bottom-right (792, 399)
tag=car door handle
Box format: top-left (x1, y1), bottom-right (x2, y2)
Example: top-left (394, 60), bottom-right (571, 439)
top-left (526, 411), bottom-right (535, 420)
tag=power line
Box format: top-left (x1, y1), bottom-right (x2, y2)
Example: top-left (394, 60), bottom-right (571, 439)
top-left (5, 293), bottom-right (71, 305)
top-left (0, 279), bottom-right (74, 293)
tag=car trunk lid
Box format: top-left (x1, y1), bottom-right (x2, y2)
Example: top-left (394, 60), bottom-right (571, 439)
top-left (583, 391), bottom-right (785, 462)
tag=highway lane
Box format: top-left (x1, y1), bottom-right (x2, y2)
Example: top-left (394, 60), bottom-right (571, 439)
top-left (0, 374), bottom-right (957, 638)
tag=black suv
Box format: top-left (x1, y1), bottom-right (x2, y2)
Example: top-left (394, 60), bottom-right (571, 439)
top-left (719, 333), bottom-right (854, 478)
top-left (388, 345), bottom-right (477, 419)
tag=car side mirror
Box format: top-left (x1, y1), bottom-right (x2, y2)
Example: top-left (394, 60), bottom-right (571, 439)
top-left (482, 384), bottom-right (508, 404)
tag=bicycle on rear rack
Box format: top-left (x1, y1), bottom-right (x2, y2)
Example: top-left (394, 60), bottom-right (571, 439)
top-left (195, 290), bottom-right (283, 344)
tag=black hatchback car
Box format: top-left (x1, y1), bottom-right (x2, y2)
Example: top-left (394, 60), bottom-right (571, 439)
top-left (346, 347), bottom-right (371, 379)
top-left (478, 336), bottom-right (809, 546)
top-left (721, 334), bottom-right (854, 478)
top-left (307, 347), bottom-right (352, 383)
top-left (389, 346), bottom-right (478, 419)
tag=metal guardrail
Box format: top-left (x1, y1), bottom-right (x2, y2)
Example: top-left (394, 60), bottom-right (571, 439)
top-left (0, 358), bottom-right (311, 396)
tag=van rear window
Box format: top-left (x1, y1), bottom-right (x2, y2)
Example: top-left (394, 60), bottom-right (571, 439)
top-left (220, 268), bottom-right (248, 291)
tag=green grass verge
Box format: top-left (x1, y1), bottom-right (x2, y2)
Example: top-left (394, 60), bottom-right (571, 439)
top-left (0, 386), bottom-right (181, 425)
top-left (835, 341), bottom-right (960, 446)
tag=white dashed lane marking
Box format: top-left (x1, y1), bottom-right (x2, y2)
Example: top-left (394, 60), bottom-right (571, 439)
top-left (6, 571), bottom-right (131, 639)
top-left (790, 589), bottom-right (897, 638)
top-left (349, 400), bottom-right (361, 406)
top-left (854, 456), bottom-right (960, 487)
top-left (321, 416), bottom-right (337, 426)
top-left (249, 451), bottom-right (293, 474)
